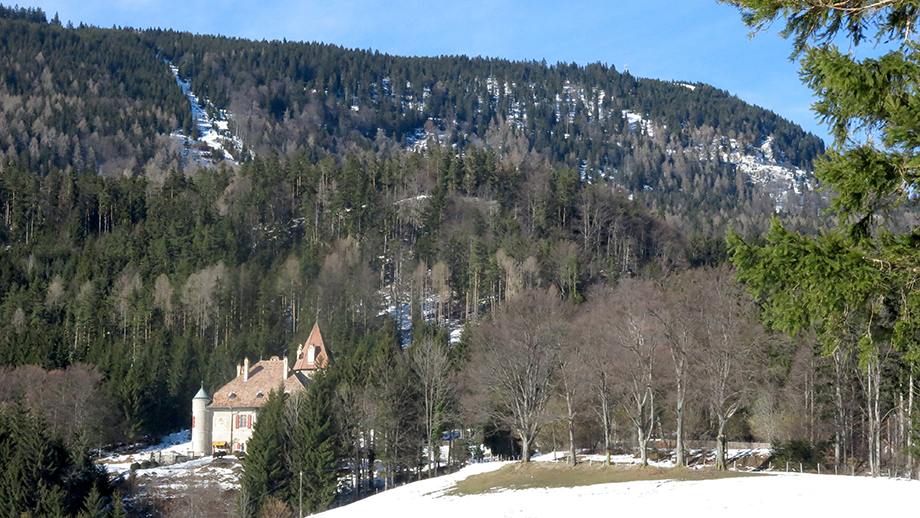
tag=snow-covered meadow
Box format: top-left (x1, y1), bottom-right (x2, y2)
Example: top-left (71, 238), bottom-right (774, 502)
top-left (316, 460), bottom-right (919, 518)
top-left (96, 431), bottom-right (918, 517)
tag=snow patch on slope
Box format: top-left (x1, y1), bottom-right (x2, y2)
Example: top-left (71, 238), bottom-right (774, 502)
top-left (379, 287), bottom-right (464, 348)
top-left (168, 62), bottom-right (245, 166)
top-left (622, 110), bottom-right (655, 138)
top-left (726, 137), bottom-right (812, 212)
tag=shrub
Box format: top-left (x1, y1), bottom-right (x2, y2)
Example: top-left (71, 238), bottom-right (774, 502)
top-left (771, 439), bottom-right (828, 470)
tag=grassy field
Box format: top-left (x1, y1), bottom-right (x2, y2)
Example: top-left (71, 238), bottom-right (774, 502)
top-left (449, 462), bottom-right (757, 495)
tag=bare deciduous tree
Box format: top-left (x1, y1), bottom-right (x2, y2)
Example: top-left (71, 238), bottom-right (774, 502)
top-left (655, 273), bottom-right (701, 467)
top-left (692, 266), bottom-right (762, 470)
top-left (0, 363), bottom-right (118, 445)
top-left (180, 263), bottom-right (226, 340)
top-left (471, 289), bottom-right (569, 462)
top-left (153, 273), bottom-right (174, 325)
top-left (577, 313), bottom-right (619, 465)
top-left (608, 279), bottom-right (665, 467)
top-left (554, 333), bottom-right (589, 466)
top-left (277, 255), bottom-right (303, 335)
top-left (409, 336), bottom-right (453, 476)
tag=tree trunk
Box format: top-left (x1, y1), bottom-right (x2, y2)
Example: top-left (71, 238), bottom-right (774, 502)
top-left (521, 435), bottom-right (531, 463)
top-left (870, 359), bottom-right (881, 477)
top-left (602, 397), bottom-right (611, 466)
top-left (675, 410), bottom-right (685, 467)
top-left (834, 348), bottom-right (844, 468)
top-left (715, 418), bottom-right (728, 470)
top-left (567, 417), bottom-right (576, 466)
top-left (674, 368), bottom-right (685, 467)
top-left (566, 392), bottom-right (576, 466)
top-left (909, 375), bottom-right (915, 477)
top-left (637, 425), bottom-right (649, 466)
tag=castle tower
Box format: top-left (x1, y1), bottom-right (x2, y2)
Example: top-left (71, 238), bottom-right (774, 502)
top-left (191, 383), bottom-right (212, 457)
top-left (292, 323), bottom-right (332, 379)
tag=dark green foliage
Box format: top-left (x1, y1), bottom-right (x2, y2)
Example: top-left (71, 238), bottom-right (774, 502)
top-left (0, 134), bottom-right (702, 441)
top-left (771, 439), bottom-right (829, 470)
top-left (0, 3), bottom-right (834, 459)
top-left (0, 4), bottom-right (45, 22)
top-left (724, 0), bottom-right (920, 55)
top-left (0, 403), bottom-right (111, 517)
top-left (0, 9), bottom-right (826, 238)
top-left (241, 377), bottom-right (341, 515)
top-left (240, 388), bottom-right (288, 512)
top-left (0, 15), bottom-right (193, 176)
top-left (77, 486), bottom-right (106, 518)
top-left (727, 0), bottom-right (920, 473)
top-left (687, 234), bottom-right (728, 267)
top-left (284, 372), bottom-right (339, 514)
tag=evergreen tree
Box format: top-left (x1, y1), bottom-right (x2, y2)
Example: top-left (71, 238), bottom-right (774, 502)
top-left (240, 388), bottom-right (288, 513)
top-left (109, 493), bottom-right (127, 518)
top-left (77, 486), bottom-right (106, 518)
top-left (240, 375), bottom-right (342, 516)
top-left (284, 372), bottom-right (340, 515)
top-left (0, 403), bottom-right (109, 517)
top-left (726, 0), bottom-right (920, 473)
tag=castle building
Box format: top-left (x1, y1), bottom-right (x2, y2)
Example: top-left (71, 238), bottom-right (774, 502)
top-left (191, 323), bottom-right (331, 456)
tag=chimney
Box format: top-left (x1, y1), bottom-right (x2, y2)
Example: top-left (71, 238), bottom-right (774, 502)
top-left (282, 356), bottom-right (288, 381)
top-left (237, 363), bottom-right (241, 377)
top-left (243, 357), bottom-right (250, 382)
top-left (307, 346), bottom-right (315, 365)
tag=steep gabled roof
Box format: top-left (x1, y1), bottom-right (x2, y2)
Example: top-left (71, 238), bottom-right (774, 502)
top-left (209, 357), bottom-right (305, 408)
top-left (292, 323), bottom-right (331, 372)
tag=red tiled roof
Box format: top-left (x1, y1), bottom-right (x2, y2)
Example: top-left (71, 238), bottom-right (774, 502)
top-left (292, 323), bottom-right (331, 371)
top-left (209, 358), bottom-right (306, 408)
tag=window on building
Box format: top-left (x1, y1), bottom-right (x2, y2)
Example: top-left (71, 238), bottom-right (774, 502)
top-left (236, 414), bottom-right (253, 429)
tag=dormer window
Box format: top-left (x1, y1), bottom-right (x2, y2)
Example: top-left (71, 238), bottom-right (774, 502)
top-left (228, 392), bottom-right (237, 399)
top-left (256, 391), bottom-right (264, 398)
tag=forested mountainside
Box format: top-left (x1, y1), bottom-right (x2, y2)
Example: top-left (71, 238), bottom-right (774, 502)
top-left (0, 8), bottom-right (825, 236)
top-left (6, 7), bottom-right (918, 518)
top-left (0, 8), bottom-right (824, 448)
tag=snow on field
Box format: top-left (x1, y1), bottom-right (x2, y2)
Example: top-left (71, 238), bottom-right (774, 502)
top-left (317, 461), bottom-right (920, 518)
top-left (532, 448), bottom-right (771, 469)
top-left (97, 431), bottom-right (918, 517)
top-left (97, 429), bottom-right (241, 491)
top-left (98, 429), bottom-right (194, 473)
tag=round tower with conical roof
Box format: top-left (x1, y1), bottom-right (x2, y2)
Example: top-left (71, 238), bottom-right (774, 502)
top-left (192, 383), bottom-right (212, 457)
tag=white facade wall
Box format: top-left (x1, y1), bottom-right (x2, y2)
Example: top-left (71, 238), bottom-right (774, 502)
top-left (210, 408), bottom-right (257, 452)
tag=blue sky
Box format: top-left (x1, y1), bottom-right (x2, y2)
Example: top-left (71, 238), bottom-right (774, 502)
top-left (29, 0), bottom-right (829, 141)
